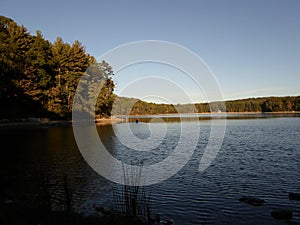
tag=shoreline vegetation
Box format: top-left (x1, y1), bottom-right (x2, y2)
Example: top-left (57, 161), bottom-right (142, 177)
top-left (0, 110), bottom-right (299, 128)
top-left (1, 94), bottom-right (300, 128)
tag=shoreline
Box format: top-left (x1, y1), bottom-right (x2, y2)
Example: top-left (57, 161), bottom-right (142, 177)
top-left (0, 116), bottom-right (126, 128)
top-left (115, 111), bottom-right (300, 117)
top-left (95, 116), bottom-right (126, 125)
top-left (0, 111), bottom-right (299, 128)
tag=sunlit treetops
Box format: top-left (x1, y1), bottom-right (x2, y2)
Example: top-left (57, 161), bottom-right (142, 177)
top-left (0, 15), bottom-right (115, 119)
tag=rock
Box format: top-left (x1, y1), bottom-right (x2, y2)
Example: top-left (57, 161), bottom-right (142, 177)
top-left (288, 192), bottom-right (300, 201)
top-left (239, 196), bottom-right (265, 206)
top-left (162, 218), bottom-right (174, 225)
top-left (149, 214), bottom-right (160, 222)
top-left (271, 209), bottom-right (293, 220)
top-left (93, 205), bottom-right (111, 215)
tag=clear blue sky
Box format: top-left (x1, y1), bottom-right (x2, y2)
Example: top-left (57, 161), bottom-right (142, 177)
top-left (1, 0), bottom-right (300, 103)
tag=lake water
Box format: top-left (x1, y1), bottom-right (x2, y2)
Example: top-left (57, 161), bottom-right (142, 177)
top-left (1, 114), bottom-right (300, 225)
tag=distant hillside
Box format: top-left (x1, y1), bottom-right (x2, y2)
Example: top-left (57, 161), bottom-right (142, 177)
top-left (112, 96), bottom-right (178, 115)
top-left (111, 95), bottom-right (300, 115)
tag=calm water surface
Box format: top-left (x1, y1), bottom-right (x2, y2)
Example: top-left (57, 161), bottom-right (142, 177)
top-left (0, 114), bottom-right (300, 225)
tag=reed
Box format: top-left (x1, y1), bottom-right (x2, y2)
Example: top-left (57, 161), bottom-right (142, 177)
top-left (112, 163), bottom-right (153, 224)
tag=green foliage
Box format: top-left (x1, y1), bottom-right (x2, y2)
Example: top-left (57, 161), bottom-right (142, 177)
top-left (0, 15), bottom-right (115, 119)
top-left (21, 31), bottom-right (54, 102)
top-left (50, 38), bottom-right (92, 117)
top-left (0, 16), bottom-right (31, 99)
top-left (111, 97), bottom-right (178, 115)
top-left (74, 60), bottom-right (115, 118)
top-left (112, 96), bottom-right (300, 115)
top-left (225, 96), bottom-right (300, 113)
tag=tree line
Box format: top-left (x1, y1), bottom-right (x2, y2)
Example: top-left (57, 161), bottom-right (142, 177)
top-left (112, 96), bottom-right (300, 115)
top-left (0, 15), bottom-right (114, 119)
top-left (225, 96), bottom-right (300, 112)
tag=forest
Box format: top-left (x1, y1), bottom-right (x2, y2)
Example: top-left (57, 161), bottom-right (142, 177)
top-left (0, 15), bottom-right (114, 119)
top-left (1, 15), bottom-right (299, 120)
top-left (112, 96), bottom-right (300, 115)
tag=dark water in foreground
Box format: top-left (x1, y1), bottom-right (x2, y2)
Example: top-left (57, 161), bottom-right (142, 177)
top-left (0, 114), bottom-right (300, 225)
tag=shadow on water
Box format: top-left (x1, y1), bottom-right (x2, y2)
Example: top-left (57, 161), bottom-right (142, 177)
top-left (0, 126), bottom-right (162, 225)
top-left (0, 127), bottom-right (87, 224)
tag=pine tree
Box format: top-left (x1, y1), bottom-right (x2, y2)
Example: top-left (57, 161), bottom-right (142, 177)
top-left (0, 16), bottom-right (31, 100)
top-left (95, 61), bottom-right (115, 117)
top-left (51, 38), bottom-right (91, 116)
top-left (21, 31), bottom-right (55, 105)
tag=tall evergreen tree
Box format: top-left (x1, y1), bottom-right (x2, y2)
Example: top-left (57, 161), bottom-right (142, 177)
top-left (21, 31), bottom-right (54, 105)
top-left (76, 59), bottom-right (115, 118)
top-left (0, 16), bottom-right (31, 100)
top-left (51, 38), bottom-right (91, 116)
top-left (95, 61), bottom-right (115, 117)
